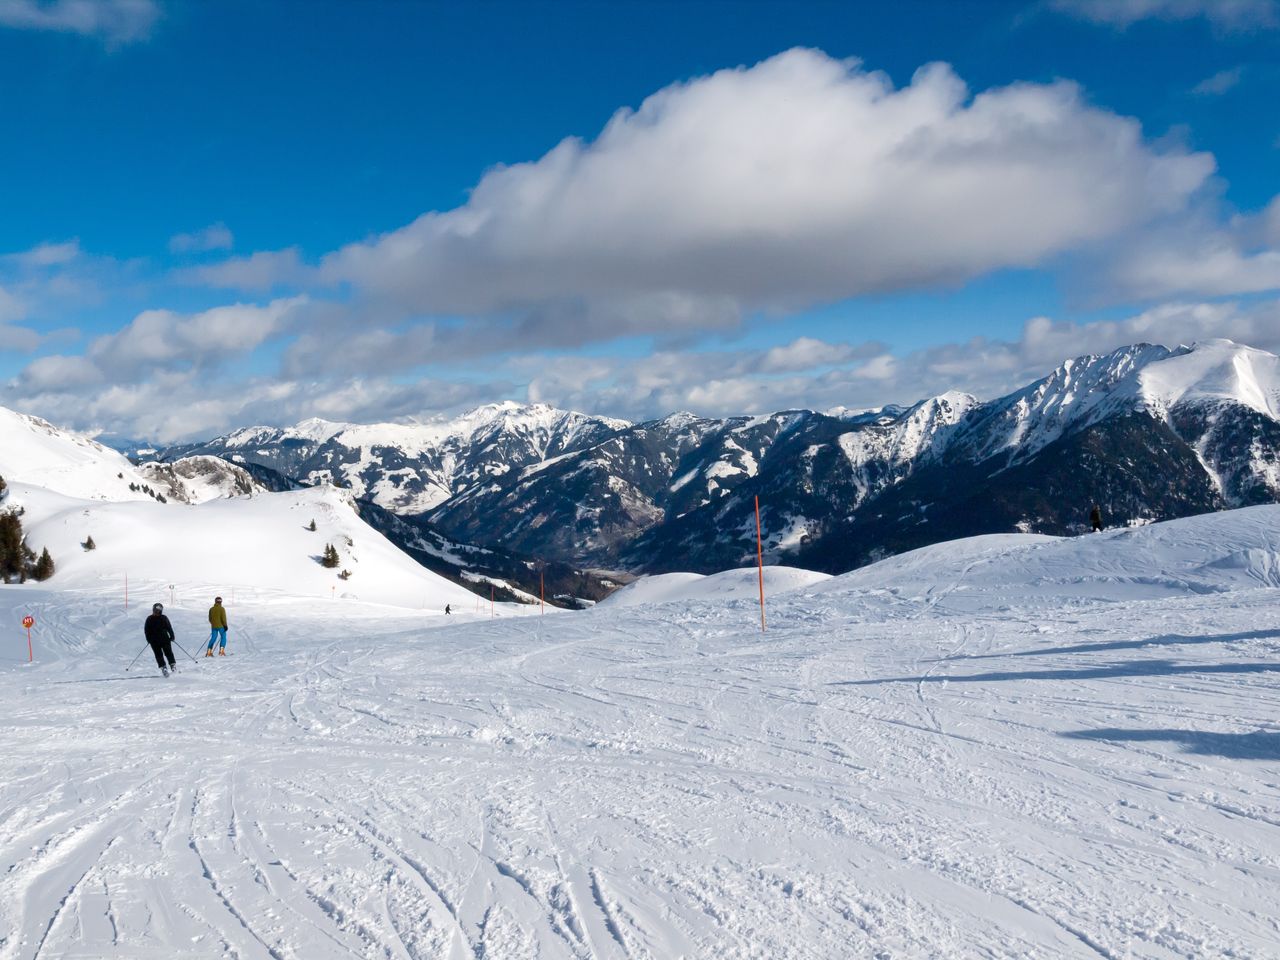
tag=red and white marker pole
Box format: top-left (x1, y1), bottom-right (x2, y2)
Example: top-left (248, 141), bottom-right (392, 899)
top-left (22, 615), bottom-right (34, 662)
top-left (755, 496), bottom-right (766, 633)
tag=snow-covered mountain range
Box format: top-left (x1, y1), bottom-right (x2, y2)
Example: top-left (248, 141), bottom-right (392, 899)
top-left (160, 338), bottom-right (1280, 574)
top-left (163, 401), bottom-right (628, 515)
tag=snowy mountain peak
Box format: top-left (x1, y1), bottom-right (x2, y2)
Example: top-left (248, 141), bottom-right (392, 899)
top-left (1138, 339), bottom-right (1280, 421)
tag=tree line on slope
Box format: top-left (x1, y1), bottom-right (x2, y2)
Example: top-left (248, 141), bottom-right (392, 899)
top-left (0, 474), bottom-right (55, 583)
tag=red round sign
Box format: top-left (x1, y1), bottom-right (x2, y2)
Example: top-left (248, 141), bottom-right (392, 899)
top-left (22, 616), bottom-right (34, 629)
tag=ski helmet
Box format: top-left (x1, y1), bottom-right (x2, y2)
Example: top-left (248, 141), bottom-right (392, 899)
top-left (153, 602), bottom-right (163, 613)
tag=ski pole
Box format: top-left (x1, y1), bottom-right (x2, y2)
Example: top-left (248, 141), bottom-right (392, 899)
top-left (172, 639), bottom-right (200, 664)
top-left (125, 644), bottom-right (150, 671)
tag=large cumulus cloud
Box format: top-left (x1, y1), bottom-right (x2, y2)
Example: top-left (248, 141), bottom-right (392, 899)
top-left (209, 49), bottom-right (1212, 344)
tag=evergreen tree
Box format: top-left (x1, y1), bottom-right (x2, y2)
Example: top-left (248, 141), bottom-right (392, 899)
top-left (32, 547), bottom-right (54, 581)
top-left (0, 473), bottom-right (7, 497)
top-left (320, 543), bottom-right (340, 568)
top-left (0, 510), bottom-right (33, 583)
top-left (83, 535), bottom-right (97, 551)
top-left (337, 568), bottom-right (351, 580)
top-left (308, 519), bottom-right (317, 532)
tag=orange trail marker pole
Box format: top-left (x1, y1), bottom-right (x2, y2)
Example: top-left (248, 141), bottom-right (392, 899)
top-left (754, 496), bottom-right (766, 632)
top-left (27, 626), bottom-right (32, 662)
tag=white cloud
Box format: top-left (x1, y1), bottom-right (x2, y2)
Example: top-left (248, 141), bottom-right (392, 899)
top-left (84, 297), bottom-right (305, 380)
top-left (181, 247), bottom-right (306, 291)
top-left (0, 285), bottom-right (26, 324)
top-left (6, 369), bottom-right (509, 443)
top-left (4, 240), bottom-right (81, 269)
top-left (1101, 193), bottom-right (1280, 299)
top-left (204, 49), bottom-right (1211, 346)
top-left (1192, 66), bottom-right (1246, 95)
top-left (8, 296), bottom-right (1280, 441)
top-left (0, 324), bottom-right (41, 353)
top-left (519, 300), bottom-right (1280, 421)
top-left (16, 353), bottom-right (101, 389)
top-left (168, 223), bottom-right (234, 254)
top-left (1052, 0), bottom-right (1278, 29)
top-left (0, 0), bottom-right (160, 45)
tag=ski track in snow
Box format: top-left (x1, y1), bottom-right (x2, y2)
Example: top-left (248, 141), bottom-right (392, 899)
top-left (2, 576), bottom-right (1279, 958)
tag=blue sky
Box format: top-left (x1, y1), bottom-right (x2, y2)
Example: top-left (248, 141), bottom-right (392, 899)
top-left (1, 0), bottom-right (1278, 440)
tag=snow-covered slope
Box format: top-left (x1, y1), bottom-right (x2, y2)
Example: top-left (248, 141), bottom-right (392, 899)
top-left (2, 502), bottom-right (1279, 957)
top-left (0, 405), bottom-right (157, 503)
top-left (822, 504), bottom-right (1280, 606)
top-left (13, 482), bottom-right (479, 609)
top-left (1139, 339), bottom-right (1280, 420)
top-left (602, 566), bottom-right (830, 607)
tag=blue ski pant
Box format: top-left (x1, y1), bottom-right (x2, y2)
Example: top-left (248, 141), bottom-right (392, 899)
top-left (207, 627), bottom-right (227, 650)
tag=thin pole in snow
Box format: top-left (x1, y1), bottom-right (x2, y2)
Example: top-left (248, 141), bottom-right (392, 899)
top-left (540, 569), bottom-right (545, 615)
top-left (490, 585), bottom-right (494, 618)
top-left (124, 572), bottom-right (128, 611)
top-left (755, 495), bottom-right (766, 633)
top-left (125, 643), bottom-right (149, 671)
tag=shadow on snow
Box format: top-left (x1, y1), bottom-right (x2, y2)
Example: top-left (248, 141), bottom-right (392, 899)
top-left (1062, 727), bottom-right (1280, 761)
top-left (835, 659), bottom-right (1280, 686)
top-left (931, 629), bottom-right (1280, 663)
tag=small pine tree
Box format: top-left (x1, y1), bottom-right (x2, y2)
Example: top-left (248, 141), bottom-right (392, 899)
top-left (337, 568), bottom-right (351, 580)
top-left (32, 547), bottom-right (54, 581)
top-left (308, 519), bottom-right (317, 532)
top-left (0, 473), bottom-right (7, 497)
top-left (0, 510), bottom-right (25, 583)
top-left (129, 483), bottom-right (138, 492)
top-left (83, 535), bottom-right (96, 551)
top-left (320, 543), bottom-right (339, 568)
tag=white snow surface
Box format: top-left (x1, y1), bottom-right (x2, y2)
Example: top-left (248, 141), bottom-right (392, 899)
top-left (10, 482), bottom-right (478, 609)
top-left (602, 565), bottom-right (830, 608)
top-left (3, 507), bottom-right (1280, 956)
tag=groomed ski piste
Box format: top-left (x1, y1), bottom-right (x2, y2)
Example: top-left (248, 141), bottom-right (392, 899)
top-left (3, 493), bottom-right (1280, 956)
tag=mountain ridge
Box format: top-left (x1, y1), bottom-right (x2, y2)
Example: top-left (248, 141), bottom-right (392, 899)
top-left (100, 338), bottom-right (1280, 574)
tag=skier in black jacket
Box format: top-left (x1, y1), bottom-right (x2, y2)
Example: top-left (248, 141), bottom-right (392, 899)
top-left (145, 602), bottom-right (178, 677)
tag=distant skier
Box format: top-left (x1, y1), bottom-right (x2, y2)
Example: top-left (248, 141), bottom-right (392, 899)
top-left (145, 602), bottom-right (178, 677)
top-left (1090, 504), bottom-right (1104, 533)
top-left (206, 595), bottom-right (228, 657)
top-left (445, 604), bottom-right (451, 615)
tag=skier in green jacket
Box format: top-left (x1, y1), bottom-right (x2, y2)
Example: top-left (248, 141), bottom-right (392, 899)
top-left (205, 596), bottom-right (229, 657)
